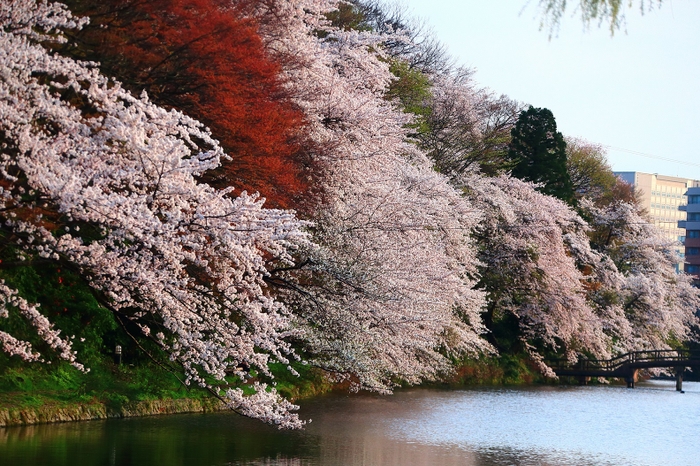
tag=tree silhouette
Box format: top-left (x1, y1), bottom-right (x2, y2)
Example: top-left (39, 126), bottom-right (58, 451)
top-left (507, 106), bottom-right (575, 205)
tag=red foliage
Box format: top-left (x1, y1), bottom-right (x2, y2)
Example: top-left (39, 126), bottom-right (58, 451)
top-left (65, 0), bottom-right (311, 209)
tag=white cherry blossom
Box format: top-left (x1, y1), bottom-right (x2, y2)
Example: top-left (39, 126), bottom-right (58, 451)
top-left (246, 0), bottom-right (491, 390)
top-left (1, 0), bottom-right (307, 428)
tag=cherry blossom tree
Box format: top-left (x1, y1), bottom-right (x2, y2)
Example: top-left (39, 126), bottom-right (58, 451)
top-left (418, 71), bottom-right (523, 178)
top-left (324, 2), bottom-right (522, 179)
top-left (241, 0), bottom-right (492, 390)
top-left (0, 0), bottom-right (308, 428)
top-left (582, 199), bottom-right (700, 350)
top-left (462, 175), bottom-right (615, 373)
top-left (342, 0), bottom-right (455, 74)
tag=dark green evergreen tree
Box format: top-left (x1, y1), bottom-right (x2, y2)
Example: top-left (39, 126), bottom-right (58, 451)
top-left (507, 106), bottom-right (576, 205)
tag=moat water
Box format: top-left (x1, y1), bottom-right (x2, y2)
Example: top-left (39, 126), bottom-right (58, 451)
top-left (1, 380), bottom-right (698, 465)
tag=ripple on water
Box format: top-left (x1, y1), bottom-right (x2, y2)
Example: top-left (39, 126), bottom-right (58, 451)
top-left (386, 381), bottom-right (700, 466)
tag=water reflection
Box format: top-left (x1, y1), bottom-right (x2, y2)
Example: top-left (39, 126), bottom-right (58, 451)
top-left (1, 380), bottom-right (698, 466)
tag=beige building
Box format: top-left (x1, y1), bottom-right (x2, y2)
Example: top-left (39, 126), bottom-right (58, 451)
top-left (615, 172), bottom-right (699, 270)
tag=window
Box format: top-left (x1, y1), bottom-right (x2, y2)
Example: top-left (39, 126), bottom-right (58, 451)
top-left (688, 230), bottom-right (700, 239)
top-left (688, 195), bottom-right (700, 204)
top-left (688, 213), bottom-right (700, 221)
top-left (687, 248), bottom-right (700, 256)
top-left (686, 265), bottom-right (700, 274)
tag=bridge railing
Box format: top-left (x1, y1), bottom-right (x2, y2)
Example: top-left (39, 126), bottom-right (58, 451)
top-left (547, 349), bottom-right (700, 372)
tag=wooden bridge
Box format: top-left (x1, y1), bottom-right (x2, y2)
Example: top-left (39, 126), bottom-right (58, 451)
top-left (548, 350), bottom-right (700, 390)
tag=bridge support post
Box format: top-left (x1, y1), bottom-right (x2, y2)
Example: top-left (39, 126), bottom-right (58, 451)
top-left (625, 369), bottom-right (638, 388)
top-left (675, 368), bottom-right (683, 392)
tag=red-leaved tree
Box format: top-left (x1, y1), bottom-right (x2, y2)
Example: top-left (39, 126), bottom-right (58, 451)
top-left (63, 0), bottom-right (311, 209)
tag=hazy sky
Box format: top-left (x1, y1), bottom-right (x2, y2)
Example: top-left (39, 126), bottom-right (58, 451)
top-left (401, 0), bottom-right (700, 181)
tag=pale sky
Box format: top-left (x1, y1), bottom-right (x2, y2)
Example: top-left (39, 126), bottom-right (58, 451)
top-left (401, 0), bottom-right (700, 181)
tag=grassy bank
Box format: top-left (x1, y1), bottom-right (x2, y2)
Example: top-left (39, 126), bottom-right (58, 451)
top-left (0, 358), bottom-right (214, 427)
top-left (440, 353), bottom-right (548, 387)
top-left (0, 352), bottom-right (551, 428)
top-left (0, 355), bottom-right (343, 428)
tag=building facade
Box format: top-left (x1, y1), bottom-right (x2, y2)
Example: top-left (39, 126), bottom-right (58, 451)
top-left (615, 172), bottom-right (700, 274)
top-left (679, 185), bottom-right (700, 281)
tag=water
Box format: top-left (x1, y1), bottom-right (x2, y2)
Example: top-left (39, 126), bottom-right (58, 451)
top-left (1, 380), bottom-right (699, 466)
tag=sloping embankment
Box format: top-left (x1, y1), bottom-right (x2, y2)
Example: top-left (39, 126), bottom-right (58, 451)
top-left (0, 398), bottom-right (226, 428)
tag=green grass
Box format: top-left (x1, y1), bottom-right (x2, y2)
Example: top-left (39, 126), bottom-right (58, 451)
top-left (0, 355), bottom-right (208, 413)
top-left (445, 353), bottom-right (545, 386)
top-left (268, 362), bottom-right (335, 401)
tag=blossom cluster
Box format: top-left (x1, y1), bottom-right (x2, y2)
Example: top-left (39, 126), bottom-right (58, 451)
top-left (1, 0), bottom-right (307, 428)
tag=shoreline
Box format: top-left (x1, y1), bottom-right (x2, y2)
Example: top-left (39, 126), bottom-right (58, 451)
top-left (0, 397), bottom-right (226, 428)
top-left (1, 376), bottom-right (679, 429)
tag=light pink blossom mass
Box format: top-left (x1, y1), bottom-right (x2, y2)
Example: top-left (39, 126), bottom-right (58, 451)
top-left (1, 0), bottom-right (308, 428)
